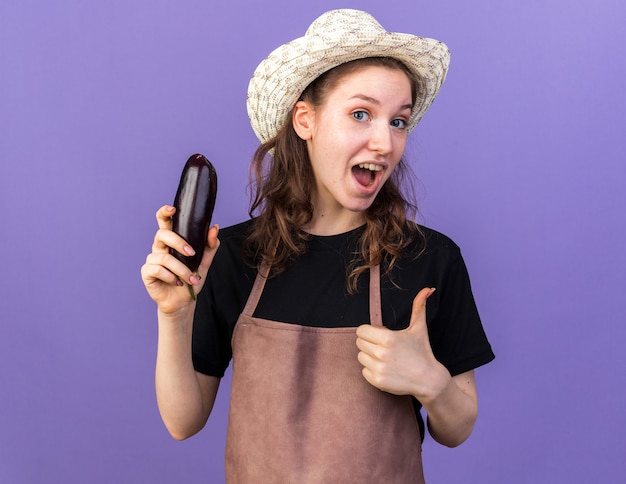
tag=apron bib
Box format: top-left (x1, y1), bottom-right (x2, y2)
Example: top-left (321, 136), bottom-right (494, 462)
top-left (225, 265), bottom-right (425, 483)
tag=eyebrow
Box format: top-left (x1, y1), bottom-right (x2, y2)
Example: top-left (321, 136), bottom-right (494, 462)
top-left (349, 94), bottom-right (412, 111)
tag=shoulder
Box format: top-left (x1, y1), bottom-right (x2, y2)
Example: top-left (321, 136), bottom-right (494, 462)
top-left (209, 219), bottom-right (254, 271)
top-left (422, 226), bottom-right (461, 253)
top-left (383, 223), bottom-right (469, 293)
top-left (215, 219), bottom-right (254, 254)
top-left (218, 219), bottom-right (254, 241)
top-left (405, 223), bottom-right (462, 261)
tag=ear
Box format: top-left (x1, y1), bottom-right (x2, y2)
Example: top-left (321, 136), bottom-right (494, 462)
top-left (292, 100), bottom-right (314, 141)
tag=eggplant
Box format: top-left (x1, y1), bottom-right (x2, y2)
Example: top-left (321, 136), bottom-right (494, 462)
top-left (171, 154), bottom-right (218, 299)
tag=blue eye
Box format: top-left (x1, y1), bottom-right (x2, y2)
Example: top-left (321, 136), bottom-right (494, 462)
top-left (352, 111), bottom-right (369, 121)
top-left (391, 118), bottom-right (408, 129)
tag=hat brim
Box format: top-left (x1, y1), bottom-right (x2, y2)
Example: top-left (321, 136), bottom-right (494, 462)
top-left (247, 11), bottom-right (450, 144)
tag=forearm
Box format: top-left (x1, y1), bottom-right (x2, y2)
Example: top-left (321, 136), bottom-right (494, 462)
top-left (421, 370), bottom-right (478, 447)
top-left (155, 307), bottom-right (216, 440)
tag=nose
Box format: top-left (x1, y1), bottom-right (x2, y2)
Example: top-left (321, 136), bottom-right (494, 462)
top-left (368, 121), bottom-right (393, 156)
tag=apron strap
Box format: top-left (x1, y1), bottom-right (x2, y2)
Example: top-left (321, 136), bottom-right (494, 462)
top-left (242, 262), bottom-right (383, 326)
top-left (369, 264), bottom-right (383, 327)
top-left (241, 262), bottom-right (270, 317)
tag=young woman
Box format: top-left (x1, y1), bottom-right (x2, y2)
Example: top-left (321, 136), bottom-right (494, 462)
top-left (141, 9), bottom-right (494, 482)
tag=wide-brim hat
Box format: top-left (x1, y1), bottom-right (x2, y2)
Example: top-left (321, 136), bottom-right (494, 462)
top-left (247, 8), bottom-right (451, 144)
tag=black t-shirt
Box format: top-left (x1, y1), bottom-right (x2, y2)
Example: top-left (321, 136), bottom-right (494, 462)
top-left (192, 219), bottom-right (495, 379)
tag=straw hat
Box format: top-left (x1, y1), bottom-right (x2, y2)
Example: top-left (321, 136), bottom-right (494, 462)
top-left (247, 9), bottom-right (450, 144)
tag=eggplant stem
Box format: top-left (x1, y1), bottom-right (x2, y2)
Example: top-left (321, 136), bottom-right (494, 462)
top-left (187, 283), bottom-right (196, 301)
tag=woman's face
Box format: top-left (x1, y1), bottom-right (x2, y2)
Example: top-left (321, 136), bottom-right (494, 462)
top-left (294, 65), bottom-right (412, 231)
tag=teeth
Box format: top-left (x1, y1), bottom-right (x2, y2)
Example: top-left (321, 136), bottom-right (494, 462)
top-left (358, 163), bottom-right (383, 172)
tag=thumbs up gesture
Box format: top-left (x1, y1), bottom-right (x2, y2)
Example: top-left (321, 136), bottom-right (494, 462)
top-left (355, 287), bottom-right (450, 401)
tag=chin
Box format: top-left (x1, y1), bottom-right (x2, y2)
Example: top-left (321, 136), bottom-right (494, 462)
top-left (344, 199), bottom-right (376, 214)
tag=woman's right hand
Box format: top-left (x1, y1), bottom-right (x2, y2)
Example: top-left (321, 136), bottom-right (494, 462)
top-left (141, 205), bottom-right (220, 315)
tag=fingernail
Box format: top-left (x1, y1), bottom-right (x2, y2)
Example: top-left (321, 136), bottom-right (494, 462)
top-left (184, 245), bottom-right (196, 256)
top-left (176, 278), bottom-right (184, 287)
top-left (189, 274), bottom-right (200, 285)
top-left (428, 288), bottom-right (436, 297)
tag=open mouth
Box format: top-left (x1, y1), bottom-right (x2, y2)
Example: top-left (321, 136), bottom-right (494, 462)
top-left (352, 163), bottom-right (383, 187)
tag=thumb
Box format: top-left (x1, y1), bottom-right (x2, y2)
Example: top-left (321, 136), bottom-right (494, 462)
top-left (409, 287), bottom-right (436, 329)
top-left (197, 225), bottom-right (221, 276)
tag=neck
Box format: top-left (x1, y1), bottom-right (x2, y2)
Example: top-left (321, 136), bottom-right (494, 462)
top-left (303, 210), bottom-right (365, 236)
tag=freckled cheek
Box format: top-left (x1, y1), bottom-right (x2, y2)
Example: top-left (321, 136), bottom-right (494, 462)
top-left (394, 136), bottom-right (407, 155)
top-left (389, 145), bottom-right (406, 171)
top-left (389, 153), bottom-right (403, 171)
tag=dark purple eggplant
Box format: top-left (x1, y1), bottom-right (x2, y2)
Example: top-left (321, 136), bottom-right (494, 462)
top-left (171, 154), bottom-right (217, 298)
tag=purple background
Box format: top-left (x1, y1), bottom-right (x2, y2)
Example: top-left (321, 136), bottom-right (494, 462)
top-left (1, 0), bottom-right (624, 482)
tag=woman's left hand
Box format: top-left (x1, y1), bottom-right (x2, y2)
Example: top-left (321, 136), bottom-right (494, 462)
top-left (355, 287), bottom-right (451, 402)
